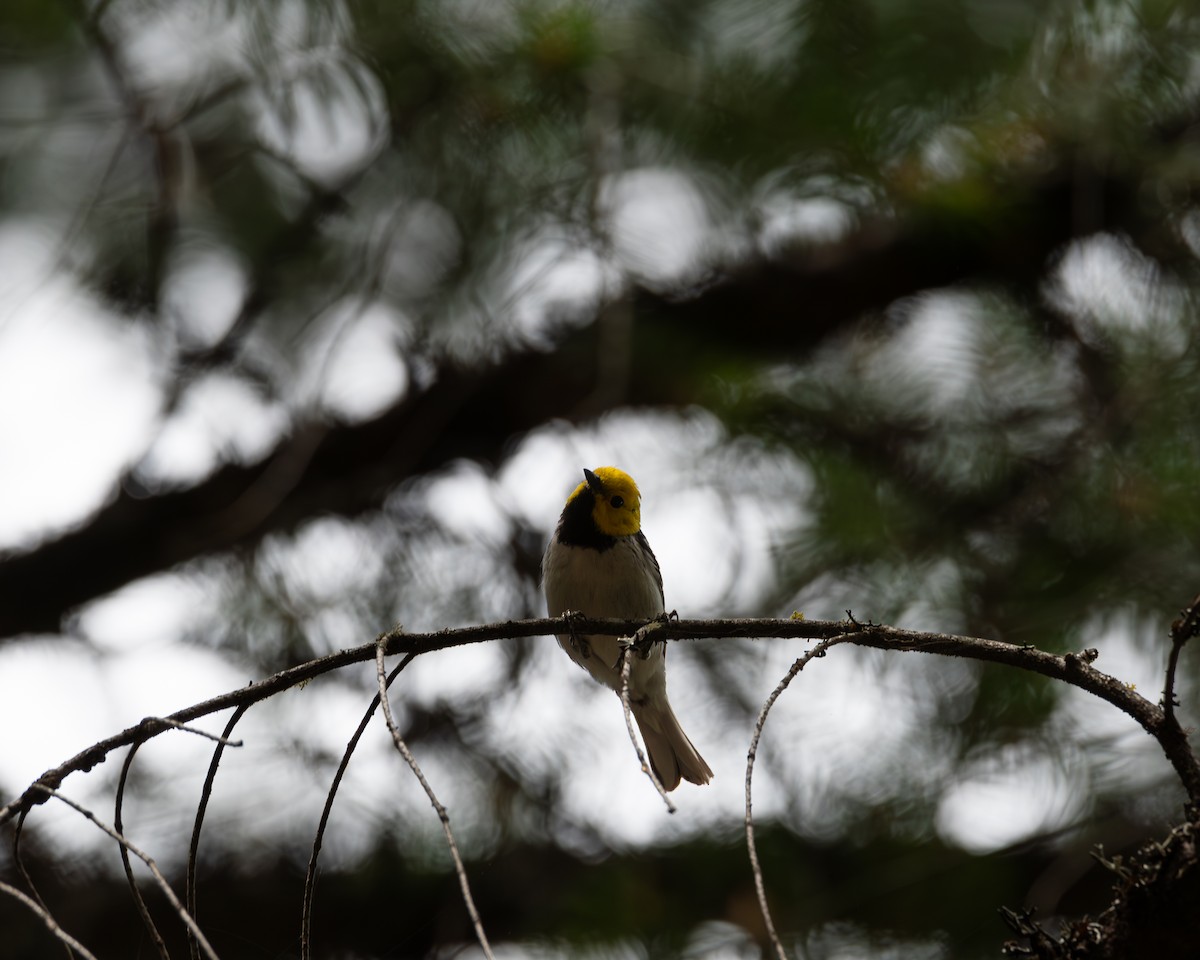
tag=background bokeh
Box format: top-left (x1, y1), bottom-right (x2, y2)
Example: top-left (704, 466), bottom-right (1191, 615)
top-left (3, 1), bottom-right (1200, 957)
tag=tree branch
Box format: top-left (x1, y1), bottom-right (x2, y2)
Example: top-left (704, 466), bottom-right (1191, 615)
top-left (2, 615), bottom-right (1195, 828)
top-left (189, 706), bottom-right (250, 960)
top-left (115, 740), bottom-right (170, 960)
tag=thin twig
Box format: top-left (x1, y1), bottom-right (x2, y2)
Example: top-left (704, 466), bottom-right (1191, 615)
top-left (12, 808), bottom-right (73, 960)
top-left (115, 741), bottom-right (170, 960)
top-left (0, 880), bottom-right (101, 960)
top-left (30, 786), bottom-right (222, 960)
top-left (745, 635), bottom-right (856, 960)
top-left (617, 623), bottom-right (676, 812)
top-left (188, 705), bottom-right (251, 960)
top-left (301, 654), bottom-right (415, 960)
top-left (374, 640), bottom-right (496, 960)
top-left (143, 717), bottom-right (244, 747)
top-left (111, 717), bottom-right (246, 960)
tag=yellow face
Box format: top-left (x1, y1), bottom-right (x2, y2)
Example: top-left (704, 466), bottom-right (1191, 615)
top-left (572, 466), bottom-right (642, 537)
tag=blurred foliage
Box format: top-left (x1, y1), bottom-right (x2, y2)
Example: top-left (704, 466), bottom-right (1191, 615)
top-left (4, 0), bottom-right (1200, 958)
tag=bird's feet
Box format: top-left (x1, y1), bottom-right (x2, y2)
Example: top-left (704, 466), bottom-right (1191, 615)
top-left (563, 609), bottom-right (592, 659)
top-left (630, 611), bottom-right (674, 659)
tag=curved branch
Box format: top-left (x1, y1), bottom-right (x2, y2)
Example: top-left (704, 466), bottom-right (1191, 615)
top-left (10, 809), bottom-right (69, 960)
top-left (3, 615), bottom-right (1195, 827)
top-left (300, 654), bottom-right (414, 960)
top-left (108, 719), bottom-right (241, 960)
top-left (188, 706), bottom-right (250, 960)
top-left (115, 742), bottom-right (170, 960)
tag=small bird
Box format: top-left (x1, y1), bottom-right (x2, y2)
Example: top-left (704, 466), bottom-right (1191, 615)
top-left (542, 466), bottom-right (713, 790)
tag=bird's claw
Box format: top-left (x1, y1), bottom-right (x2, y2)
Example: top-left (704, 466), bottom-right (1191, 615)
top-left (564, 609), bottom-right (592, 659)
top-left (630, 612), bottom-right (673, 659)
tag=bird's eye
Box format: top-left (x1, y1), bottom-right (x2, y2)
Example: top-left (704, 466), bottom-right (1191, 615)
top-left (610, 495), bottom-right (624, 508)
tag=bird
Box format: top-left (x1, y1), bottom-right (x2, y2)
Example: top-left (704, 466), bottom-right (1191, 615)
top-left (542, 466), bottom-right (713, 790)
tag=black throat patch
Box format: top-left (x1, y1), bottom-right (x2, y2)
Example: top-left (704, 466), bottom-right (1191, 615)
top-left (556, 491), bottom-right (617, 551)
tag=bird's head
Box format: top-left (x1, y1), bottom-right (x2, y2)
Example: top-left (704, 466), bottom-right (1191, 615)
top-left (570, 466), bottom-right (642, 537)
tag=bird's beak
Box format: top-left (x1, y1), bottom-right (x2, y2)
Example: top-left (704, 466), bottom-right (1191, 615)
top-left (583, 468), bottom-right (605, 495)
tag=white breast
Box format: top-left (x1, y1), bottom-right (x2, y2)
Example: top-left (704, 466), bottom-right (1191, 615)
top-left (542, 537), bottom-right (667, 700)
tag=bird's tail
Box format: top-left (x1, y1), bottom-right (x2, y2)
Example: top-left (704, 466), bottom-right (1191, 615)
top-left (632, 700), bottom-right (713, 791)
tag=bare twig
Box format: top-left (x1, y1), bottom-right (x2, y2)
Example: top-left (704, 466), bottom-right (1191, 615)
top-left (0, 880), bottom-right (100, 960)
top-left (301, 653), bottom-right (415, 960)
top-left (11, 809), bottom-right (72, 960)
top-left (144, 717), bottom-right (245, 747)
top-left (745, 634), bottom-right (857, 960)
top-left (31, 786), bottom-right (221, 960)
top-left (115, 741), bottom-right (170, 960)
top-left (617, 621), bottom-right (676, 813)
top-left (108, 717), bottom-right (245, 960)
top-left (5, 615), bottom-right (1198, 825)
top-left (188, 705), bottom-right (251, 960)
top-left (374, 640), bottom-right (495, 960)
